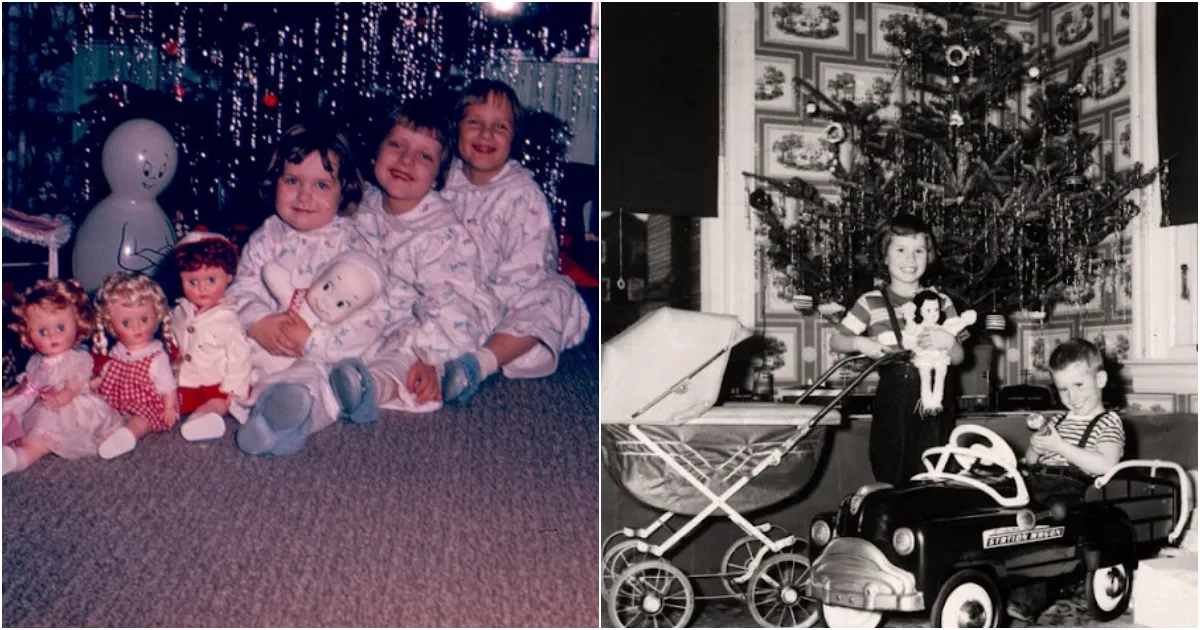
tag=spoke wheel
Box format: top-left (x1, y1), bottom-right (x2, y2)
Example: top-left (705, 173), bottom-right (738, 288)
top-left (746, 552), bottom-right (819, 628)
top-left (720, 527), bottom-right (791, 599)
top-left (931, 570), bottom-right (1000, 628)
top-left (607, 560), bottom-right (695, 629)
top-left (1085, 562), bottom-right (1132, 621)
top-left (602, 539), bottom-right (650, 596)
top-left (820, 604), bottom-right (882, 628)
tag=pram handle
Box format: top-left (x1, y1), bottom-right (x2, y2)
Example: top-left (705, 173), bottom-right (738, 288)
top-left (789, 350), bottom-right (913, 421)
top-left (631, 346), bottom-right (731, 420)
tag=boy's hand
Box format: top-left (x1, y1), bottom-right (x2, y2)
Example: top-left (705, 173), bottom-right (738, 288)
top-left (856, 337), bottom-right (890, 359)
top-left (249, 313), bottom-right (306, 357)
top-left (406, 361), bottom-right (441, 404)
top-left (1029, 423), bottom-right (1067, 456)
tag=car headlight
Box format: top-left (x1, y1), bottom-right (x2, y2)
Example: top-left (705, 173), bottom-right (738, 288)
top-left (811, 519), bottom-right (832, 546)
top-left (892, 527), bottom-right (915, 556)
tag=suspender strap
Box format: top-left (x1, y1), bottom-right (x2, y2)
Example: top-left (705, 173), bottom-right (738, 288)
top-left (880, 287), bottom-right (906, 349)
top-left (1051, 412), bottom-right (1108, 449)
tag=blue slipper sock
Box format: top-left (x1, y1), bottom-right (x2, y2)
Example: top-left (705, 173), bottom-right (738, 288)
top-left (329, 358), bottom-right (380, 425)
top-left (236, 383), bottom-right (314, 457)
top-left (441, 353), bottom-right (485, 405)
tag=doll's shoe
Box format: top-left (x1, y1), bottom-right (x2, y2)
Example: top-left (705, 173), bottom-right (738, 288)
top-left (98, 428), bottom-right (137, 460)
top-left (329, 358), bottom-right (379, 425)
top-left (441, 353), bottom-right (484, 405)
top-left (236, 383), bottom-right (313, 457)
top-left (181, 412), bottom-right (226, 442)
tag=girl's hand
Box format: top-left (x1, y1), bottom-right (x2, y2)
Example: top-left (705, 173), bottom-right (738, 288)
top-left (918, 327), bottom-right (956, 351)
top-left (249, 313), bottom-right (305, 357)
top-left (280, 313), bottom-right (313, 355)
top-left (856, 337), bottom-right (890, 359)
top-left (1029, 423), bottom-right (1066, 457)
top-left (406, 361), bottom-right (441, 404)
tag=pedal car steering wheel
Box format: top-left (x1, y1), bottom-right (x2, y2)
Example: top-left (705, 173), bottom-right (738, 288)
top-left (948, 424), bottom-right (1018, 473)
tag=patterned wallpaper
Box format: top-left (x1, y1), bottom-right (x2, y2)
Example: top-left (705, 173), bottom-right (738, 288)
top-left (749, 3), bottom-right (1187, 411)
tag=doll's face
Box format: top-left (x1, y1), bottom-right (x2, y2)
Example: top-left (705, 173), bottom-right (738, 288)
top-left (307, 260), bottom-right (379, 325)
top-left (181, 265), bottom-right (233, 312)
top-left (25, 303), bottom-right (78, 357)
top-left (919, 297), bottom-right (940, 323)
top-left (107, 300), bottom-right (160, 351)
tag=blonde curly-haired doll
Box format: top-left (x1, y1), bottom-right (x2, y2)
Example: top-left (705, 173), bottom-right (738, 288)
top-left (2, 279), bottom-right (124, 475)
top-left (92, 272), bottom-right (180, 459)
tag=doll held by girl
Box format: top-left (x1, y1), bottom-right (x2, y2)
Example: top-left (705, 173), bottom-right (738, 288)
top-left (92, 272), bottom-right (180, 459)
top-left (900, 289), bottom-right (976, 415)
top-left (2, 279), bottom-right (123, 475)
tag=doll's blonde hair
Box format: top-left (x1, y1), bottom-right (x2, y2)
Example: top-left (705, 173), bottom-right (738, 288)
top-left (92, 272), bottom-right (177, 357)
top-left (8, 278), bottom-right (95, 351)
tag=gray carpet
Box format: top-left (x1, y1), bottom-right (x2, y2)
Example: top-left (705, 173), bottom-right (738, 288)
top-left (3, 341), bottom-right (598, 628)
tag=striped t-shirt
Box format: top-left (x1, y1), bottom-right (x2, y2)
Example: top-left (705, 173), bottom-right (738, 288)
top-left (837, 287), bottom-right (958, 348)
top-left (1038, 410), bottom-right (1126, 469)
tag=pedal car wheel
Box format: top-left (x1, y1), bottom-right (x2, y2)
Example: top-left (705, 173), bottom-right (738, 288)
top-left (820, 604), bottom-right (882, 628)
top-left (746, 552), bottom-right (820, 628)
top-left (607, 559), bottom-right (695, 628)
top-left (720, 527), bottom-right (792, 599)
top-left (602, 540), bottom-right (650, 596)
top-left (930, 569), bottom-right (1000, 628)
top-left (1085, 562), bottom-right (1132, 620)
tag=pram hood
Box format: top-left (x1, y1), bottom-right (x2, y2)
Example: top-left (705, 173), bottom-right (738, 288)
top-left (601, 307), bottom-right (752, 425)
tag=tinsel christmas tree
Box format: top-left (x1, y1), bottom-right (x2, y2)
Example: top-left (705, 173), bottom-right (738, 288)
top-left (747, 3), bottom-right (1163, 316)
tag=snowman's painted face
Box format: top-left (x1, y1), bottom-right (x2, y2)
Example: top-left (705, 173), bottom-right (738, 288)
top-left (140, 151), bottom-right (173, 192)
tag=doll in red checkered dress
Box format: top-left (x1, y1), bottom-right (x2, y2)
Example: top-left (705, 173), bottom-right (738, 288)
top-left (90, 272), bottom-right (180, 459)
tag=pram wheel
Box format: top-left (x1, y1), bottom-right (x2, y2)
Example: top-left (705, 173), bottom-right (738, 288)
top-left (607, 559), bottom-right (695, 628)
top-left (601, 539), bottom-right (651, 595)
top-left (720, 526), bottom-right (792, 599)
top-left (747, 552), bottom-right (819, 628)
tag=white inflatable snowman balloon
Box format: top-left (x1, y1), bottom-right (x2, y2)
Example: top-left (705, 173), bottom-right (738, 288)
top-left (72, 118), bottom-right (178, 293)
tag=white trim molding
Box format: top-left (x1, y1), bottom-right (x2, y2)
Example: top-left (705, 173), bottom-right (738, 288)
top-left (701, 3), bottom-right (757, 327)
top-left (1124, 2), bottom-right (1197, 395)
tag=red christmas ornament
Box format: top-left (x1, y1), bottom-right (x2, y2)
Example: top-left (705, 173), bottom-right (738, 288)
top-left (263, 93), bottom-right (279, 108)
top-left (172, 85), bottom-right (186, 99)
top-left (163, 39), bottom-right (180, 58)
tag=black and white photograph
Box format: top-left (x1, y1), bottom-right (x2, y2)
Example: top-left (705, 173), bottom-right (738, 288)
top-left (602, 3), bottom-right (1197, 629)
top-left (2, 2), bottom-right (599, 627)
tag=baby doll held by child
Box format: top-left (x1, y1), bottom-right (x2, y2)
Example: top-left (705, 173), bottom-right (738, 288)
top-left (235, 249), bottom-right (387, 456)
top-left (828, 214), bottom-right (965, 486)
top-left (170, 231), bottom-right (253, 442)
top-left (2, 279), bottom-right (124, 475)
top-left (329, 97), bottom-right (499, 425)
top-left (900, 289), bottom-right (976, 415)
top-left (438, 79), bottom-right (590, 403)
top-left (92, 272), bottom-right (180, 459)
top-left (1008, 338), bottom-right (1125, 623)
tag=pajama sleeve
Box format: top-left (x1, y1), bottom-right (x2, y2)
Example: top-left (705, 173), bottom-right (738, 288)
top-left (404, 225), bottom-right (491, 364)
top-left (490, 182), bottom-right (560, 296)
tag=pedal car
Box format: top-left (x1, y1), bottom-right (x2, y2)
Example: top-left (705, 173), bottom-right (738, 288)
top-left (807, 424), bottom-right (1194, 628)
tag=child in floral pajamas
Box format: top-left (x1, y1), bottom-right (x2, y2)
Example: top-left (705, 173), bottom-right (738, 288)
top-left (439, 79), bottom-right (590, 403)
top-left (328, 98), bottom-right (498, 424)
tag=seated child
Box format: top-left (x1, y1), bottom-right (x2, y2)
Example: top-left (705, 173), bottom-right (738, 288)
top-left (328, 97), bottom-right (498, 424)
top-left (170, 231), bottom-right (253, 442)
top-left (1007, 338), bottom-right (1125, 623)
top-left (438, 79), bottom-right (590, 403)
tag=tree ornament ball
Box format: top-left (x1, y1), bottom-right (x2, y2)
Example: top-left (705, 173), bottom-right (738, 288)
top-left (946, 44), bottom-right (969, 67)
top-left (72, 118), bottom-right (178, 292)
top-left (163, 39), bottom-right (180, 57)
top-left (824, 122), bottom-right (847, 144)
top-left (1084, 163), bottom-right (1102, 181)
top-left (1027, 66), bottom-right (1041, 80)
top-left (749, 188), bottom-right (774, 212)
top-left (172, 85), bottom-right (186, 99)
top-left (804, 101), bottom-right (819, 116)
top-left (951, 74), bottom-right (961, 84)
top-left (263, 93), bottom-right (279, 108)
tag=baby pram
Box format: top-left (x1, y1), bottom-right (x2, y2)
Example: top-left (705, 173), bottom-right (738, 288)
top-left (601, 308), bottom-right (909, 628)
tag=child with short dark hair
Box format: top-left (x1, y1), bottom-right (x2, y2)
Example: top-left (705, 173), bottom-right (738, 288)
top-left (1008, 337), bottom-right (1125, 623)
top-left (829, 214), bottom-right (965, 485)
top-left (438, 79), bottom-right (590, 403)
top-left (328, 98), bottom-right (498, 423)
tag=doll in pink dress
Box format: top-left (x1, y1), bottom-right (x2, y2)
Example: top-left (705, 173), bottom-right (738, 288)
top-left (91, 272), bottom-right (180, 459)
top-left (2, 279), bottom-right (124, 475)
